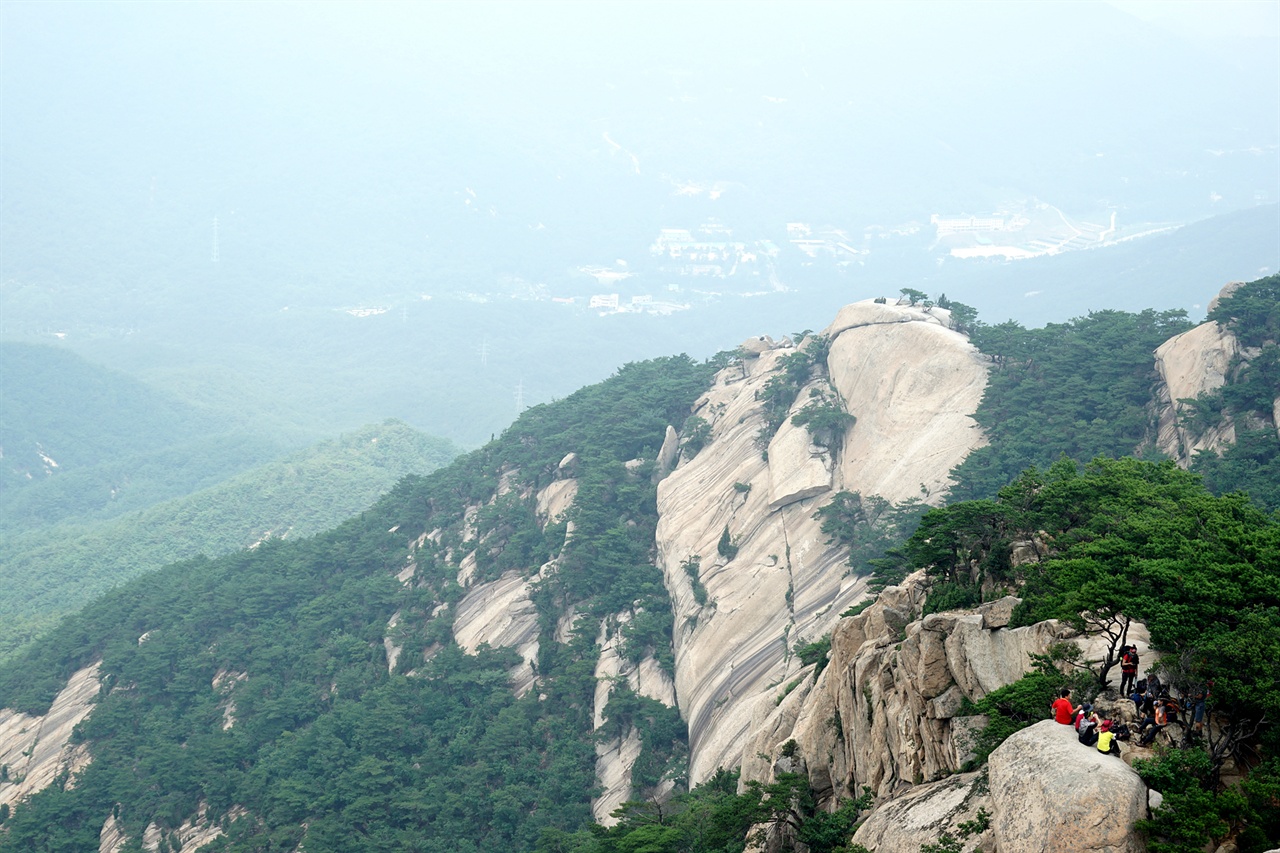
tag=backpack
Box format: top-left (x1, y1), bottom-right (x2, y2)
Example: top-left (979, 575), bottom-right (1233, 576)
top-left (1113, 723), bottom-right (1131, 741)
top-left (1135, 677), bottom-right (1148, 694)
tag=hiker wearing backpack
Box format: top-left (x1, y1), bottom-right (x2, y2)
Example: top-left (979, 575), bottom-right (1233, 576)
top-left (1119, 645), bottom-right (1139, 696)
top-left (1139, 701), bottom-right (1168, 746)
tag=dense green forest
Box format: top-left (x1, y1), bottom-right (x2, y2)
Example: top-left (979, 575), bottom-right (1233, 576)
top-left (0, 355), bottom-right (715, 853)
top-left (0, 342), bottom-right (290, 518)
top-left (949, 307), bottom-right (1195, 500)
top-left (0, 420), bottom-right (458, 664)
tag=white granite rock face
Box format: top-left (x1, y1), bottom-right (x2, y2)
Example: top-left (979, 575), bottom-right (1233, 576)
top-left (591, 615), bottom-right (680, 823)
top-left (989, 720), bottom-right (1147, 853)
top-left (1154, 318), bottom-right (1239, 464)
top-left (827, 304), bottom-right (989, 505)
top-left (0, 662), bottom-right (100, 810)
top-left (657, 301), bottom-right (990, 784)
top-left (453, 569), bottom-right (542, 697)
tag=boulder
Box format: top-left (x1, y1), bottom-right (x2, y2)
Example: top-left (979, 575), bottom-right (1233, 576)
top-left (989, 720), bottom-right (1147, 853)
top-left (978, 596), bottom-right (1020, 629)
top-left (851, 771), bottom-right (993, 853)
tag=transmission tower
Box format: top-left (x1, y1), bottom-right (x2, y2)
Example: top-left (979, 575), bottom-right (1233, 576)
top-left (514, 380), bottom-right (524, 413)
top-left (211, 216), bottom-right (220, 263)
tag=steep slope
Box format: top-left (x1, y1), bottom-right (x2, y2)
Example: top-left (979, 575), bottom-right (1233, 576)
top-left (655, 300), bottom-right (988, 781)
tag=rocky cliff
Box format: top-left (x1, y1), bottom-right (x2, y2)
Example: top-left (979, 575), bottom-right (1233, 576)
top-left (0, 662), bottom-right (99, 811)
top-left (655, 300), bottom-right (989, 782)
top-left (1153, 311), bottom-right (1240, 465)
top-left (1153, 279), bottom-right (1279, 464)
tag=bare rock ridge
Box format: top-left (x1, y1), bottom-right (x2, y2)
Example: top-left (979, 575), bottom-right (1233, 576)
top-left (655, 299), bottom-right (989, 781)
top-left (737, 574), bottom-right (1074, 799)
top-left (0, 662), bottom-right (100, 811)
top-left (1153, 279), bottom-right (1280, 464)
top-left (1153, 305), bottom-right (1239, 464)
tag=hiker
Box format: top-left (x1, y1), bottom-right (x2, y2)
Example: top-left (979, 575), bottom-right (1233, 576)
top-left (1191, 683), bottom-right (1211, 734)
top-left (1077, 710), bottom-right (1100, 747)
top-left (1073, 702), bottom-right (1094, 731)
top-left (1119, 645), bottom-right (1140, 695)
top-left (1097, 720), bottom-right (1121, 757)
top-left (1051, 687), bottom-right (1078, 725)
top-left (1139, 700), bottom-right (1168, 746)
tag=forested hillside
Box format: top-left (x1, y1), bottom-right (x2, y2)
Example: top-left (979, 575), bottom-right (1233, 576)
top-left (0, 342), bottom-right (287, 519)
top-left (0, 282), bottom-right (1276, 853)
top-left (0, 355), bottom-right (715, 852)
top-left (0, 420), bottom-right (458, 664)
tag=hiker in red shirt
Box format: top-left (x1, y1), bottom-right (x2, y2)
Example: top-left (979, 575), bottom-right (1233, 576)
top-left (1051, 687), bottom-right (1079, 724)
top-left (1119, 645), bottom-right (1140, 696)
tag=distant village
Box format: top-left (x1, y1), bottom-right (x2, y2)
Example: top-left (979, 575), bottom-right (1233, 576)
top-left (339, 202), bottom-right (1138, 319)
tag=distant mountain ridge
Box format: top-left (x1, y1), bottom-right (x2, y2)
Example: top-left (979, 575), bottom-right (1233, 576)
top-left (0, 419), bottom-right (458, 664)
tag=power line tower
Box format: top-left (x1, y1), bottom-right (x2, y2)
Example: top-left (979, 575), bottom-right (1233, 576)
top-left (514, 380), bottom-right (524, 413)
top-left (479, 337), bottom-right (489, 367)
top-left (211, 216), bottom-right (220, 263)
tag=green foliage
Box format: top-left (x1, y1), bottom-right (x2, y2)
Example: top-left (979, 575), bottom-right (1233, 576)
top-left (717, 525), bottom-right (739, 561)
top-left (954, 309), bottom-right (1195, 500)
top-left (600, 685), bottom-right (688, 791)
top-left (1207, 274), bottom-right (1280, 349)
top-left (756, 336), bottom-right (831, 435)
top-left (795, 634), bottom-right (832, 678)
top-left (920, 582), bottom-right (980, 617)
top-left (812, 491), bottom-right (928, 589)
top-left (791, 391), bottom-right (855, 452)
top-left (0, 354), bottom-right (716, 853)
top-left (0, 420), bottom-right (459, 663)
top-left (920, 807), bottom-right (990, 853)
top-left (744, 773), bottom-right (873, 853)
top-left (1133, 753), bottom-right (1280, 853)
top-left (682, 556), bottom-right (709, 608)
top-left (537, 768), bottom-right (763, 853)
top-left (681, 415), bottom-right (713, 458)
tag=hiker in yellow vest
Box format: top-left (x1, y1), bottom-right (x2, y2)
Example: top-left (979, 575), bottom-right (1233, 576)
top-left (1096, 720), bottom-right (1121, 757)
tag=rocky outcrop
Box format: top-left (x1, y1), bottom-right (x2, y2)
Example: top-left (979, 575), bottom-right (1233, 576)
top-left (656, 300), bottom-right (989, 783)
top-left (1153, 319), bottom-right (1238, 464)
top-left (0, 662), bottom-right (100, 809)
top-left (453, 568), bottom-right (542, 697)
top-left (988, 720), bottom-right (1148, 853)
top-left (827, 301), bottom-right (989, 504)
top-left (850, 771), bottom-right (993, 853)
top-left (739, 576), bottom-right (1076, 801)
top-left (592, 615), bottom-right (679, 823)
